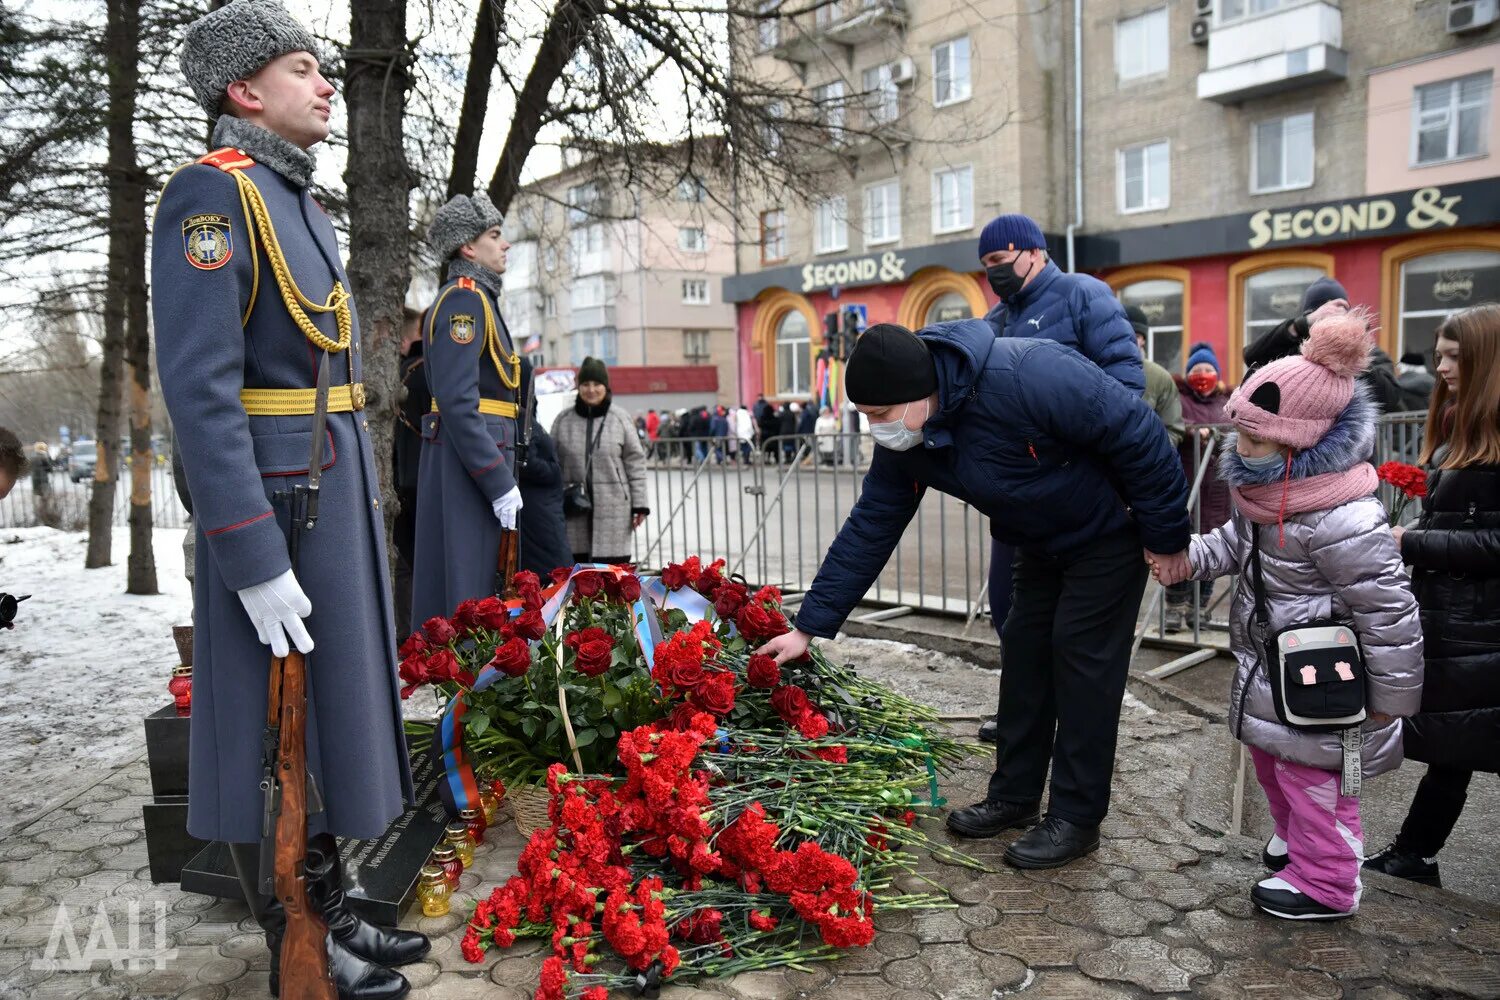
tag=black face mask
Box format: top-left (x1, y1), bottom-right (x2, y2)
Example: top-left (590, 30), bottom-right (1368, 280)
top-left (985, 256), bottom-right (1033, 300)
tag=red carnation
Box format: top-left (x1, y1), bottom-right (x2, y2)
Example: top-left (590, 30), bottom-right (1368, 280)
top-left (423, 616), bottom-right (457, 646)
top-left (488, 637), bottom-right (532, 677)
top-left (690, 672), bottom-right (737, 715)
top-left (512, 609), bottom-right (547, 642)
top-left (770, 684), bottom-right (811, 723)
top-left (713, 583), bottom-right (748, 618)
top-left (796, 710), bottom-right (830, 740)
top-left (397, 632), bottom-right (428, 660)
top-left (736, 602), bottom-right (788, 642)
top-left (574, 572), bottom-right (604, 598)
top-left (538, 956), bottom-right (567, 1000)
top-left (746, 653), bottom-right (781, 688)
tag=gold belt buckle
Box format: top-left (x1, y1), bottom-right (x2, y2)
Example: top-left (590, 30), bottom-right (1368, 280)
top-left (351, 383), bottom-right (367, 411)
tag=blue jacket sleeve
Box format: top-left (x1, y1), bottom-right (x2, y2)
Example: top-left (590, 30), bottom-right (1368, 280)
top-left (425, 287), bottom-right (516, 501)
top-left (1074, 279), bottom-right (1145, 395)
top-left (1019, 345), bottom-right (1191, 554)
top-left (151, 164), bottom-right (292, 592)
top-left (793, 448), bottom-right (923, 639)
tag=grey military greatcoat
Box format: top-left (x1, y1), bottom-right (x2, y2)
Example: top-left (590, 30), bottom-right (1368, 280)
top-left (151, 121), bottom-right (414, 844)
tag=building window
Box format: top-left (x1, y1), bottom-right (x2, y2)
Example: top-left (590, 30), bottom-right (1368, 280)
top-left (862, 63), bottom-right (900, 125)
top-left (1115, 8), bottom-right (1167, 82)
top-left (932, 36), bottom-right (972, 107)
top-left (813, 80), bottom-right (847, 136)
top-left (1243, 266), bottom-right (1325, 353)
top-left (1218, 0), bottom-right (1292, 26)
top-left (572, 329), bottom-right (618, 366)
top-left (1251, 112), bottom-right (1314, 194)
top-left (814, 196), bottom-right (848, 255)
top-left (676, 176), bottom-right (706, 202)
top-left (1397, 250), bottom-right (1500, 361)
top-left (570, 223), bottom-right (607, 274)
top-left (684, 329), bottom-right (712, 365)
top-left (1118, 140), bottom-right (1170, 213)
top-left (1117, 278), bottom-right (1185, 371)
top-left (762, 101), bottom-right (784, 157)
top-left (544, 294), bottom-right (557, 318)
top-left (864, 180), bottom-right (901, 247)
top-left (682, 278), bottom-right (709, 305)
top-left (925, 291), bottom-right (973, 325)
top-left (815, 0), bottom-right (846, 28)
top-left (570, 274), bottom-right (608, 311)
top-left (774, 310), bottom-right (811, 397)
top-left (1413, 71), bottom-right (1492, 166)
top-left (678, 227), bottom-right (707, 253)
top-left (567, 181), bottom-right (601, 224)
top-left (760, 209), bottom-right (788, 263)
top-left (756, 0), bottom-right (779, 50)
top-left (931, 165), bottom-right (973, 235)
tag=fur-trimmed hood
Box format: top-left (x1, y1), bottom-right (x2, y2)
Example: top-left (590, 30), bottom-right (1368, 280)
top-left (1219, 383), bottom-right (1375, 489)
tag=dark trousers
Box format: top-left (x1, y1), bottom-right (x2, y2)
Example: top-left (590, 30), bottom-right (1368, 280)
top-left (989, 539), bottom-right (1015, 642)
top-left (1395, 765), bottom-right (1475, 858)
top-left (988, 528), bottom-right (1148, 825)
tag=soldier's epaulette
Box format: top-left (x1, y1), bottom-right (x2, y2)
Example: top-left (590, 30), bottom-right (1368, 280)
top-left (456, 277), bottom-right (477, 292)
top-left (198, 147), bottom-right (256, 172)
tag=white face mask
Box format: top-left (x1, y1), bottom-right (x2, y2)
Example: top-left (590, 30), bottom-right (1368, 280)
top-left (869, 399), bottom-right (927, 451)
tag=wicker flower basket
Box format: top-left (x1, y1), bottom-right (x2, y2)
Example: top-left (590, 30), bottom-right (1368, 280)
top-left (508, 783), bottom-right (552, 838)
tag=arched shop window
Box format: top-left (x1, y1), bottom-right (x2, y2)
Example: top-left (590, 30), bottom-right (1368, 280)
top-left (774, 309), bottom-right (811, 397)
top-left (1397, 250), bottom-right (1500, 362)
top-left (1243, 266), bottom-right (1325, 355)
top-left (1117, 279), bottom-right (1185, 372)
top-left (924, 291), bottom-right (974, 325)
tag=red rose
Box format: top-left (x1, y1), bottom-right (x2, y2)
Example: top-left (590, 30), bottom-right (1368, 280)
top-left (615, 575), bottom-right (642, 603)
top-left (695, 569), bottom-right (724, 596)
top-left (514, 572), bottom-right (544, 610)
top-left (488, 637), bottom-right (532, 677)
top-left (398, 654), bottom-right (429, 698)
top-left (796, 710), bottom-right (830, 740)
top-left (512, 609), bottom-right (546, 641)
top-left (574, 637), bottom-right (615, 677)
top-left (667, 702), bottom-right (702, 731)
top-left (397, 632), bottom-right (428, 660)
top-left (736, 603), bottom-right (788, 642)
top-left (770, 684), bottom-right (810, 723)
top-left (691, 672), bottom-right (737, 715)
top-left (746, 654), bottom-right (781, 689)
top-left (574, 572), bottom-right (603, 598)
top-left (713, 583), bottom-right (748, 618)
top-left (565, 626), bottom-right (610, 649)
top-left (550, 566), bottom-right (572, 587)
top-left (473, 596), bottom-right (509, 631)
top-left (427, 648), bottom-right (461, 683)
top-left (423, 616), bottom-right (457, 646)
top-left (666, 656), bottom-right (706, 690)
top-left (451, 598), bottom-right (482, 633)
top-left (661, 563), bottom-right (690, 590)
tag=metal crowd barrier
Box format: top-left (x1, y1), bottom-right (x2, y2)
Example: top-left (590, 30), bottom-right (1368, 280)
top-left (0, 462), bottom-right (189, 532)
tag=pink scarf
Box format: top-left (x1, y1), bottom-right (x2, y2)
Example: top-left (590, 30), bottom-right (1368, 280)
top-left (1232, 461), bottom-right (1378, 542)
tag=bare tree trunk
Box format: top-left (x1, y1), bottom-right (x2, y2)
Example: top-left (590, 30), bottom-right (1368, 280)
top-left (447, 0), bottom-right (501, 199)
top-left (345, 0), bottom-right (413, 572)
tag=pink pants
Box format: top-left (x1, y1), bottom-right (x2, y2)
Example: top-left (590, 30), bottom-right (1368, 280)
top-left (1250, 747), bottom-right (1364, 912)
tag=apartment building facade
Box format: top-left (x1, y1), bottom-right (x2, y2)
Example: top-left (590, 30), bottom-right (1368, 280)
top-left (727, 0), bottom-right (1499, 400)
top-left (502, 154), bottom-right (740, 407)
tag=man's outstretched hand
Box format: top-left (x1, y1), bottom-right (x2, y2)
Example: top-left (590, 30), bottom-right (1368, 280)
top-left (756, 628), bottom-right (812, 666)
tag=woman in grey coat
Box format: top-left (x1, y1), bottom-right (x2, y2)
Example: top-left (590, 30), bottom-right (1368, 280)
top-left (551, 357), bottom-right (649, 563)
top-left (1155, 308), bottom-right (1422, 921)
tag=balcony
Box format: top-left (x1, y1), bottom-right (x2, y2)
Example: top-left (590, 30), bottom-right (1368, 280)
top-left (770, 0), bottom-right (907, 66)
top-left (836, 91), bottom-right (914, 155)
top-left (568, 305), bottom-right (616, 333)
top-left (1197, 1), bottom-right (1347, 103)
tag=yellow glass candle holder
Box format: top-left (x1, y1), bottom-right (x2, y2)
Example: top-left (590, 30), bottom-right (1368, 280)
top-left (444, 822), bottom-right (476, 868)
top-left (416, 865), bottom-right (452, 917)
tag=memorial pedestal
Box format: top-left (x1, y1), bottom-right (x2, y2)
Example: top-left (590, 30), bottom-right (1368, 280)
top-left (142, 703), bottom-right (210, 884)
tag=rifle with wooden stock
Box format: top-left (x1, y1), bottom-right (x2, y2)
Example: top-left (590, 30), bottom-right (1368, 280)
top-left (259, 353), bottom-right (336, 1000)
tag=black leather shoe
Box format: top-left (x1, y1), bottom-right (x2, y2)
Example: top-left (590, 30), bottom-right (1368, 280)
top-left (1262, 839), bottom-right (1289, 873)
top-left (1250, 878), bottom-right (1353, 920)
top-left (977, 717), bottom-right (998, 743)
top-left (946, 798), bottom-right (1041, 839)
top-left (1363, 843), bottom-right (1441, 888)
top-left (307, 835), bottom-right (431, 968)
top-left (228, 842), bottom-right (412, 1000)
top-left (1003, 816), bottom-right (1100, 869)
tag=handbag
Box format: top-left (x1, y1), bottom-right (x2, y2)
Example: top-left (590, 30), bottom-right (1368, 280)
top-left (1249, 523), bottom-right (1368, 793)
top-left (563, 415), bottom-right (604, 517)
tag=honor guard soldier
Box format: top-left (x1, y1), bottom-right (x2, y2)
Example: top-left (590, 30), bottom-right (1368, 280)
top-left (151, 2), bottom-right (426, 996)
top-left (409, 194), bottom-right (524, 630)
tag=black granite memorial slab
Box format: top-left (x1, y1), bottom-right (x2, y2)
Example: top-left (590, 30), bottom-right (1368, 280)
top-left (179, 748), bottom-right (449, 925)
top-left (143, 796), bottom-right (211, 884)
top-left (145, 703), bottom-right (191, 798)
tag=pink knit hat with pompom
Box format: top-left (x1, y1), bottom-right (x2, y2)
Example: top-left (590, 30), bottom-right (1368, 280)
top-left (1224, 307), bottom-right (1373, 450)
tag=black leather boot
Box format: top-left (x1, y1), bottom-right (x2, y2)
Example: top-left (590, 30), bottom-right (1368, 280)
top-left (1363, 843), bottom-right (1441, 888)
top-left (945, 798), bottom-right (1041, 838)
top-left (306, 834), bottom-right (430, 968)
top-left (1003, 816), bottom-right (1100, 869)
top-left (227, 842), bottom-right (411, 1000)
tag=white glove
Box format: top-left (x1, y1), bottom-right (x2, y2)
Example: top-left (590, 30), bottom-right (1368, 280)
top-left (492, 486), bottom-right (524, 530)
top-left (237, 569), bottom-right (314, 658)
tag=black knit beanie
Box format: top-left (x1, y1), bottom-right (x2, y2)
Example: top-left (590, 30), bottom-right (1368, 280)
top-left (578, 356), bottom-right (610, 388)
top-left (843, 324), bottom-right (938, 406)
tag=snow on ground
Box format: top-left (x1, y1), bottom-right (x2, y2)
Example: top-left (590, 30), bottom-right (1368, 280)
top-left (0, 526), bottom-right (193, 838)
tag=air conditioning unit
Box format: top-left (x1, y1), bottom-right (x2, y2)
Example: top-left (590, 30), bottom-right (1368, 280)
top-left (1447, 0), bottom-right (1498, 33)
top-left (890, 57), bottom-right (915, 84)
top-left (1195, 0), bottom-right (1213, 15)
top-left (1190, 16), bottom-right (1210, 44)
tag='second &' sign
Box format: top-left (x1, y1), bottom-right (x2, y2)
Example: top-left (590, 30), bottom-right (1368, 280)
top-left (1248, 186), bottom-right (1462, 250)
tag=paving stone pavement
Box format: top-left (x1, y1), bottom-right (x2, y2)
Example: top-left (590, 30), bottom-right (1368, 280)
top-left (3, 707), bottom-right (1499, 999)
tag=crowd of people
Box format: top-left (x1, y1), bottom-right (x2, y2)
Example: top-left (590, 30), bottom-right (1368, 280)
top-left (632, 397), bottom-right (864, 468)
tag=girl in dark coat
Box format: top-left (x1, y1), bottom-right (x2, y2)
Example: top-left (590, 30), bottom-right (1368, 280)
top-left (1366, 303), bottom-right (1500, 888)
top-left (1165, 343), bottom-right (1232, 632)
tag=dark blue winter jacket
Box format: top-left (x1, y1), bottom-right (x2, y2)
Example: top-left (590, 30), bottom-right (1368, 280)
top-left (983, 261), bottom-right (1144, 395)
top-left (794, 320), bottom-right (1190, 639)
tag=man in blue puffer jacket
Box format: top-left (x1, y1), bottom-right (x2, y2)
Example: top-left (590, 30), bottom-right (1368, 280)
top-left (758, 320), bottom-right (1191, 868)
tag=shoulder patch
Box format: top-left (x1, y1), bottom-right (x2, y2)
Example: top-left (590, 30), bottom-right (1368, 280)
top-left (198, 147), bottom-right (256, 172)
top-left (449, 313), bottom-right (476, 345)
top-left (456, 277), bottom-right (477, 292)
top-left (183, 213), bottom-right (233, 270)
